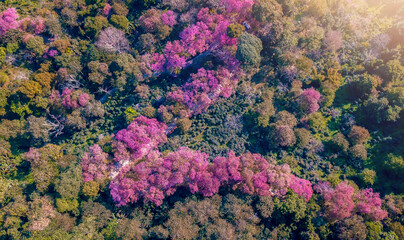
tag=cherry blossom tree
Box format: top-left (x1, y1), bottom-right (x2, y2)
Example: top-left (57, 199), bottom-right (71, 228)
top-left (0, 8), bottom-right (19, 36)
top-left (61, 89), bottom-right (90, 109)
top-left (323, 181), bottom-right (355, 221)
top-left (298, 87), bottom-right (321, 114)
top-left (81, 144), bottom-right (110, 182)
top-left (108, 147), bottom-right (300, 207)
top-left (315, 181), bottom-right (388, 221)
top-left (113, 116), bottom-right (168, 162)
top-left (289, 175), bottom-right (313, 202)
top-left (161, 10), bottom-right (177, 27)
top-left (355, 188), bottom-right (388, 221)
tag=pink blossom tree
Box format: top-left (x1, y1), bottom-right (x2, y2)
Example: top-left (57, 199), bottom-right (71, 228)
top-left (315, 181), bottom-right (389, 221)
top-left (161, 10), bottom-right (177, 27)
top-left (289, 175), bottom-right (313, 202)
top-left (298, 87), bottom-right (321, 114)
top-left (81, 144), bottom-right (110, 182)
top-left (103, 4), bottom-right (112, 16)
top-left (179, 21), bottom-right (212, 56)
top-left (138, 9), bottom-right (162, 33)
top-left (236, 153), bottom-right (292, 197)
top-left (147, 5), bottom-right (247, 75)
top-left (107, 145), bottom-right (311, 207)
top-left (181, 67), bottom-right (237, 114)
top-left (355, 188), bottom-right (388, 221)
top-left (61, 89), bottom-right (90, 109)
top-left (323, 181), bottom-right (355, 221)
top-left (0, 8), bottom-right (20, 36)
top-left (113, 116), bottom-right (168, 162)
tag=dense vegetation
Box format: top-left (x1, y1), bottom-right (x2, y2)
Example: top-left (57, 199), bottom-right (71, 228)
top-left (0, 0), bottom-right (403, 239)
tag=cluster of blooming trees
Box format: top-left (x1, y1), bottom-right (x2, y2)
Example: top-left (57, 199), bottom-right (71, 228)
top-left (0, 8), bottom-right (46, 36)
top-left (109, 148), bottom-right (309, 207)
top-left (147, 1), bottom-right (252, 74)
top-left (136, 0), bottom-right (260, 119)
top-left (82, 116), bottom-right (313, 206)
top-left (113, 116), bottom-right (168, 162)
top-left (60, 89), bottom-right (90, 109)
top-left (80, 113), bottom-right (387, 221)
top-left (314, 181), bottom-right (388, 221)
top-left (165, 67), bottom-right (239, 115)
top-left (0, 8), bottom-right (20, 36)
top-left (2, 0), bottom-right (404, 238)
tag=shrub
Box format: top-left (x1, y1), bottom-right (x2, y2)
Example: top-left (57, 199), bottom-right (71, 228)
top-left (383, 153), bottom-right (404, 177)
top-left (360, 169), bottom-right (376, 185)
top-left (84, 16), bottom-right (109, 37)
top-left (275, 110), bottom-right (297, 128)
top-left (56, 198), bottom-right (79, 213)
top-left (294, 128), bottom-right (312, 148)
top-left (252, 0), bottom-right (282, 22)
top-left (335, 215), bottom-right (368, 240)
top-left (142, 105), bottom-right (157, 118)
top-left (27, 116), bottom-right (50, 142)
top-left (272, 124), bottom-right (296, 147)
top-left (308, 112), bottom-right (327, 132)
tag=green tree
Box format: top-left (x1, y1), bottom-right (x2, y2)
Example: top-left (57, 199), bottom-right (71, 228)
top-left (110, 15), bottom-right (130, 30)
top-left (26, 36), bottom-right (45, 56)
top-left (236, 33), bottom-right (263, 67)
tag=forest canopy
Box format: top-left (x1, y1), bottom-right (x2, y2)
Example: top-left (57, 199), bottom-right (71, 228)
top-left (0, 0), bottom-right (403, 239)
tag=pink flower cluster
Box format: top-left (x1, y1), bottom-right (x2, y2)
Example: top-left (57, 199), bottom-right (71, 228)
top-left (61, 89), bottom-right (90, 109)
top-left (298, 87), bottom-right (321, 114)
top-left (46, 49), bottom-right (59, 58)
top-left (81, 144), bottom-right (110, 182)
top-left (180, 67), bottom-right (237, 114)
top-left (81, 116), bottom-right (314, 207)
top-left (31, 18), bottom-right (45, 34)
top-left (109, 148), bottom-right (296, 207)
top-left (20, 17), bottom-right (46, 34)
top-left (103, 4), bottom-right (112, 16)
top-left (149, 6), bottom-right (244, 74)
top-left (223, 0), bottom-right (254, 19)
top-left (0, 8), bottom-right (20, 36)
top-left (355, 188), bottom-right (388, 221)
top-left (138, 9), bottom-right (163, 33)
top-left (113, 116), bottom-right (168, 162)
top-left (314, 181), bottom-right (388, 221)
top-left (179, 21), bottom-right (212, 56)
top-left (161, 10), bottom-right (177, 27)
top-left (25, 148), bottom-right (41, 165)
top-left (162, 67), bottom-right (239, 117)
top-left (323, 181), bottom-right (355, 220)
top-left (289, 175), bottom-right (313, 202)
top-left (151, 40), bottom-right (187, 73)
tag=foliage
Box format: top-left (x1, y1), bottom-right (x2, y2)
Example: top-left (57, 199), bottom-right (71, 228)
top-left (236, 33), bottom-right (263, 67)
top-left (0, 0), bottom-right (402, 238)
